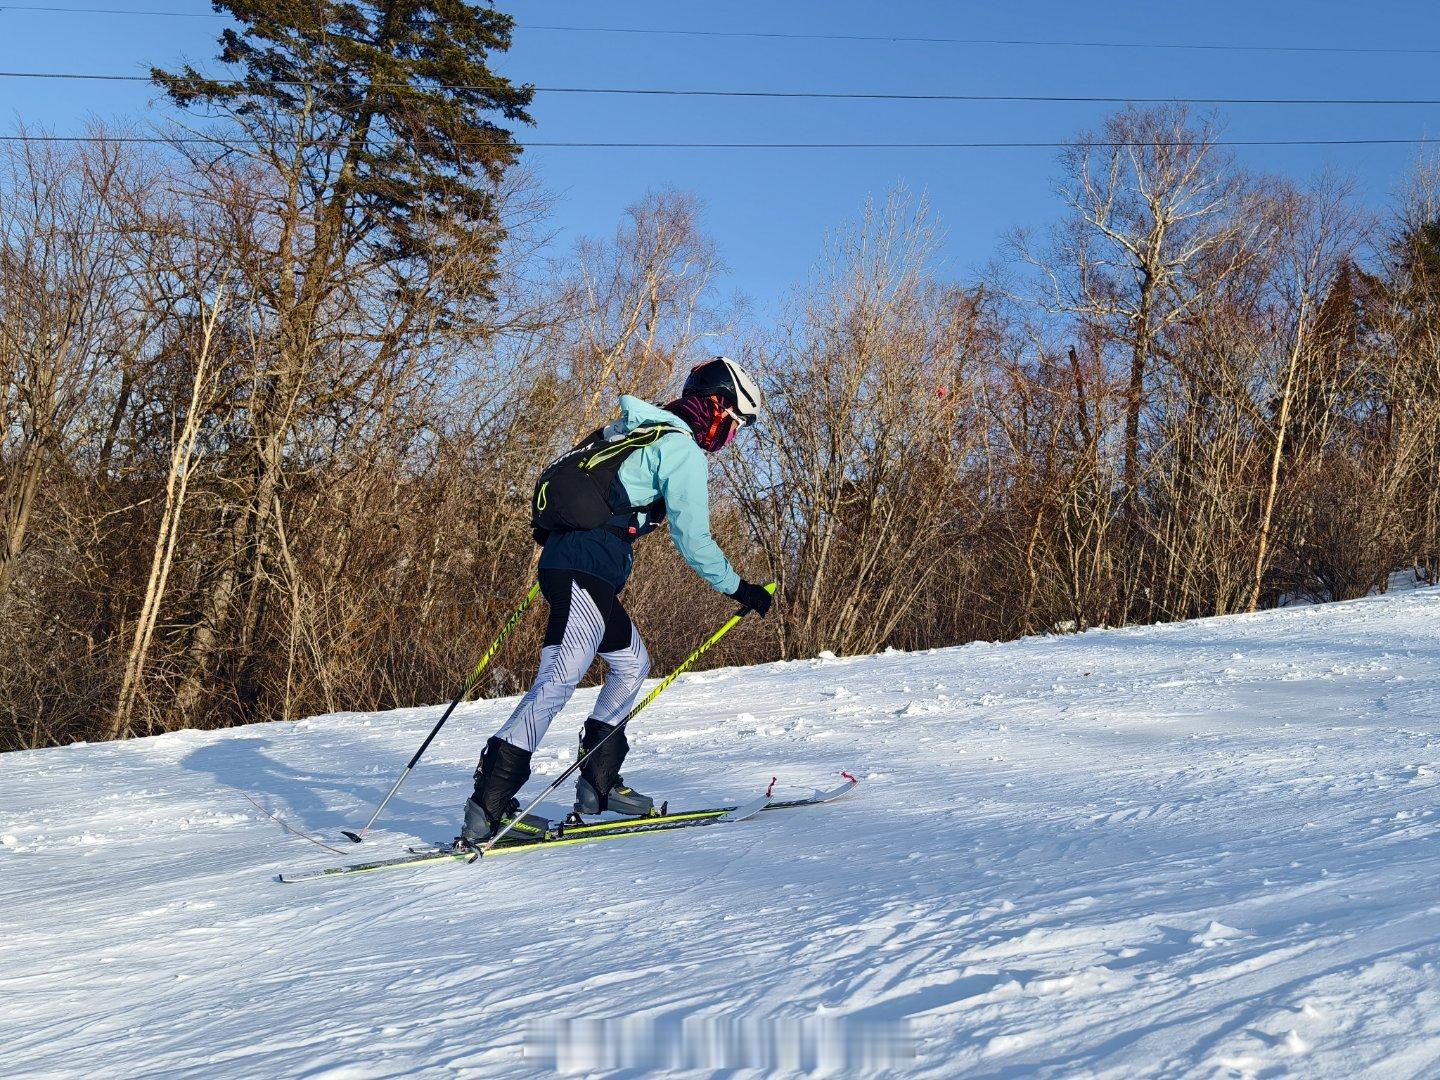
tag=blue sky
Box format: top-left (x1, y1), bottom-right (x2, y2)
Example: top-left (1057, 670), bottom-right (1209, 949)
top-left (3, 0), bottom-right (1438, 307)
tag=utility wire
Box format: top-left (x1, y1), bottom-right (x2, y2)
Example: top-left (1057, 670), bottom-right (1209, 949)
top-left (522, 25), bottom-right (1440, 57)
top-left (0, 6), bottom-right (1435, 57)
top-left (0, 2), bottom-right (221, 13)
top-left (0, 134), bottom-right (1433, 149)
top-left (509, 89), bottom-right (1440, 107)
top-left (2, 70), bottom-right (1440, 108)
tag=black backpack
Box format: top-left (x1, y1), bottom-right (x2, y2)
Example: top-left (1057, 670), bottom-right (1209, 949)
top-left (532, 422), bottom-right (685, 537)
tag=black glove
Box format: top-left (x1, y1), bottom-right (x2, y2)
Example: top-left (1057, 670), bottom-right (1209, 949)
top-left (728, 579), bottom-right (773, 617)
top-left (532, 527), bottom-right (550, 547)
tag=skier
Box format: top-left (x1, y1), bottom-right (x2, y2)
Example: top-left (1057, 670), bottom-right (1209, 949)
top-left (459, 357), bottom-right (774, 846)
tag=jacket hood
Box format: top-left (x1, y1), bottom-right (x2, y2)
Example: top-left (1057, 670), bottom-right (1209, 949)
top-left (617, 394), bottom-right (690, 434)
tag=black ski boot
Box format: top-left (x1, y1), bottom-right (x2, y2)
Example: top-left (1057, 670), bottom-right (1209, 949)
top-left (572, 718), bottom-right (655, 817)
top-left (459, 737), bottom-right (550, 848)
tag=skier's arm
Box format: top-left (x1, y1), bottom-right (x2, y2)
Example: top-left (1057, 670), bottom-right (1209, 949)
top-left (654, 436), bottom-right (742, 595)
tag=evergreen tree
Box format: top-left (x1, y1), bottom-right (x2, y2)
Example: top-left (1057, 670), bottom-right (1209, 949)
top-left (154, 0), bottom-right (534, 281)
top-left (146, 2), bottom-right (533, 724)
top-left (1387, 218), bottom-right (1440, 401)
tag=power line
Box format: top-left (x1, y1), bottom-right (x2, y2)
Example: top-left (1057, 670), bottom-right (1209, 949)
top-left (0, 134), bottom-right (1433, 150)
top-left (525, 89), bottom-right (1440, 107)
top-left (0, 6), bottom-right (1435, 57)
top-left (0, 3), bottom-right (220, 14)
top-left (3, 70), bottom-right (1440, 108)
top-left (522, 25), bottom-right (1440, 57)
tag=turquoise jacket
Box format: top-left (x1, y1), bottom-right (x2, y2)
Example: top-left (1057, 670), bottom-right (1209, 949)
top-left (538, 395), bottom-right (742, 595)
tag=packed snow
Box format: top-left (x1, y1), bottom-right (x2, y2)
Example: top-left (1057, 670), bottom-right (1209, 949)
top-left (4, 584), bottom-right (1440, 1077)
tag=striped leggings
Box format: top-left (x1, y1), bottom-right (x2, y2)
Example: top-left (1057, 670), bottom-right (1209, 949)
top-left (493, 570), bottom-right (651, 753)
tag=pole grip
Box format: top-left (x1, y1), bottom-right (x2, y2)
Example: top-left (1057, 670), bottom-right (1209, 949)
top-left (734, 580), bottom-right (777, 617)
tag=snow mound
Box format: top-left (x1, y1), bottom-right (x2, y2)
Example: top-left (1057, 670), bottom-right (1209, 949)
top-left (3, 585), bottom-right (1440, 1077)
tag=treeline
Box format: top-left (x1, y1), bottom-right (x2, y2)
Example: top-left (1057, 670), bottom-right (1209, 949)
top-left (4, 102), bottom-right (1439, 750)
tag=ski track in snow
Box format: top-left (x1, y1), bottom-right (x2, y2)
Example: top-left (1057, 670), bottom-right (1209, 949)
top-left (4, 587), bottom-right (1440, 1077)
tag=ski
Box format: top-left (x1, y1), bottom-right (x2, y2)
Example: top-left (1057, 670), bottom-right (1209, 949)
top-left (278, 809), bottom-right (742, 882)
top-left (554, 777), bottom-right (856, 838)
top-left (386, 774), bottom-right (857, 855)
top-left (403, 788), bottom-right (787, 853)
top-left (277, 775), bottom-right (857, 884)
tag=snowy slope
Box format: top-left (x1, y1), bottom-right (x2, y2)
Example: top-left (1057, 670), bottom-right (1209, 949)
top-left (4, 587), bottom-right (1440, 1078)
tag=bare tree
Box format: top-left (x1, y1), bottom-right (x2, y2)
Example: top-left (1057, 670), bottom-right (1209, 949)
top-left (563, 189), bottom-right (730, 428)
top-left (1016, 106), bottom-right (1271, 509)
top-left (110, 287), bottom-right (227, 739)
top-left (1247, 177), bottom-right (1367, 610)
top-left (731, 190), bottom-right (989, 658)
top-left (0, 135), bottom-right (145, 604)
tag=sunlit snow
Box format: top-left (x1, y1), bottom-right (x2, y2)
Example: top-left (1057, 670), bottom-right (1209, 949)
top-left (3, 583), bottom-right (1440, 1076)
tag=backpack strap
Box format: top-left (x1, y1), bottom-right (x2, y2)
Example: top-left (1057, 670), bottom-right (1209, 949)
top-left (581, 422), bottom-right (686, 470)
top-left (597, 423), bottom-right (687, 540)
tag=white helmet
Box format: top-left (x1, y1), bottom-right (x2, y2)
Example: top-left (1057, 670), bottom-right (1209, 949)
top-left (683, 356), bottom-right (762, 425)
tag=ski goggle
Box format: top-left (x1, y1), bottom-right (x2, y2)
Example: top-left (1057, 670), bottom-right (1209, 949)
top-left (701, 399), bottom-right (746, 451)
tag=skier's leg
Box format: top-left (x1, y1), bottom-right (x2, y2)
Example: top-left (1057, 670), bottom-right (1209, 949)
top-left (574, 603), bottom-right (656, 816)
top-left (494, 571), bottom-right (613, 751)
top-left (592, 620), bottom-right (651, 727)
top-left (462, 571), bottom-right (613, 842)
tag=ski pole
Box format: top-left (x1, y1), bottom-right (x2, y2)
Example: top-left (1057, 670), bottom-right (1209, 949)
top-left (480, 582), bottom-right (775, 853)
top-left (343, 581), bottom-right (541, 843)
